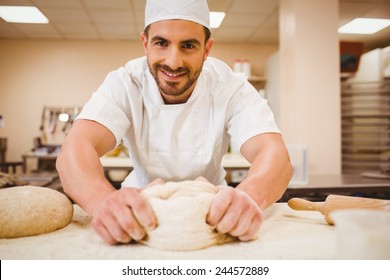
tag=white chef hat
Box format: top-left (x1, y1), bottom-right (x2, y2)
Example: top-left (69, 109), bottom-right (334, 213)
top-left (145, 0), bottom-right (210, 29)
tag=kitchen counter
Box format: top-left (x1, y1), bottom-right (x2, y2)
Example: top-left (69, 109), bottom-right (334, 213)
top-left (283, 174), bottom-right (390, 201)
top-left (22, 151), bottom-right (250, 170)
top-left (0, 203), bottom-right (338, 260)
top-left (100, 152), bottom-right (251, 169)
top-left (101, 153), bottom-right (251, 186)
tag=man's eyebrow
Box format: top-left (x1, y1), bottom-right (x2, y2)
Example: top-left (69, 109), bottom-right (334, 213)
top-left (150, 35), bottom-right (169, 43)
top-left (181, 38), bottom-right (201, 46)
top-left (150, 36), bottom-right (201, 46)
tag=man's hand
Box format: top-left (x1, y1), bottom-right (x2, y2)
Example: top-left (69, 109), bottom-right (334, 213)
top-left (91, 186), bottom-right (160, 245)
top-left (207, 186), bottom-right (263, 241)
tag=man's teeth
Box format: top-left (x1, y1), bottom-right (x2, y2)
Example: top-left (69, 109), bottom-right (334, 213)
top-left (165, 71), bottom-right (184, 77)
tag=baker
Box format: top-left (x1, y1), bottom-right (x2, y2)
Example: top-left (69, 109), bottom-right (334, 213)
top-left (56, 0), bottom-right (293, 245)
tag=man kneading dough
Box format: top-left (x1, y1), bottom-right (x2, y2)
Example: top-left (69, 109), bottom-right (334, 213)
top-left (56, 0), bottom-right (293, 247)
top-left (140, 180), bottom-right (238, 251)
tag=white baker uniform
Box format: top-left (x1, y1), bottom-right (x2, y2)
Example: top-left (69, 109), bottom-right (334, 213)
top-left (76, 57), bottom-right (280, 187)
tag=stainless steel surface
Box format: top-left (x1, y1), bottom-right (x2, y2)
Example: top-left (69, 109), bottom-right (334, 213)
top-left (284, 174), bottom-right (390, 202)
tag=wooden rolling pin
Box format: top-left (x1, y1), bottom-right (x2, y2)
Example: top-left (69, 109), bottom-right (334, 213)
top-left (287, 194), bottom-right (390, 225)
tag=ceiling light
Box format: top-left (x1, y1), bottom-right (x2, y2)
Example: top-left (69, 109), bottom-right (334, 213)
top-left (338, 18), bottom-right (390, 34)
top-left (210, 12), bottom-right (225, 29)
top-left (0, 6), bottom-right (49, 24)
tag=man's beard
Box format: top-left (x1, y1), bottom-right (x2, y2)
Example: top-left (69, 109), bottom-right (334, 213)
top-left (148, 63), bottom-right (202, 97)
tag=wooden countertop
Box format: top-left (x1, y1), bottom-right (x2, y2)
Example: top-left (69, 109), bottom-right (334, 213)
top-left (0, 203), bottom-right (338, 260)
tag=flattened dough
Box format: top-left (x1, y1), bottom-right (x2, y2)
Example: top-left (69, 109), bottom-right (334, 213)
top-left (140, 180), bottom-right (235, 251)
top-left (0, 186), bottom-right (73, 238)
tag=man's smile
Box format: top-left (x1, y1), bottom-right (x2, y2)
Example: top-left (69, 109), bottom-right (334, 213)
top-left (160, 69), bottom-right (186, 79)
top-left (158, 67), bottom-right (189, 82)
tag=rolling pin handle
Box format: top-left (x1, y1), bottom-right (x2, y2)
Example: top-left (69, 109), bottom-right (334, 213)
top-left (287, 198), bottom-right (325, 214)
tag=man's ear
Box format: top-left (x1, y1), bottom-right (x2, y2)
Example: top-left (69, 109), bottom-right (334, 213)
top-left (141, 32), bottom-right (148, 55)
top-left (204, 38), bottom-right (214, 61)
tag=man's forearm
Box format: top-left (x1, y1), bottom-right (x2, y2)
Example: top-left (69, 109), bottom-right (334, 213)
top-left (237, 136), bottom-right (293, 209)
top-left (56, 144), bottom-right (115, 215)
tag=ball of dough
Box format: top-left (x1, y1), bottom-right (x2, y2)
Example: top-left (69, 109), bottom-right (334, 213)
top-left (140, 180), bottom-right (235, 251)
top-left (0, 186), bottom-right (73, 238)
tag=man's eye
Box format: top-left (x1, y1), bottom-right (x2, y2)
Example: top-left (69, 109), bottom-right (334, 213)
top-left (156, 41), bottom-right (167, 47)
top-left (182, 43), bottom-right (195, 49)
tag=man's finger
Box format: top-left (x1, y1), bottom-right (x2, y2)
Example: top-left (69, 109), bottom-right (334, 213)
top-left (122, 188), bottom-right (157, 231)
top-left (206, 186), bottom-right (234, 226)
top-left (237, 214), bottom-right (262, 241)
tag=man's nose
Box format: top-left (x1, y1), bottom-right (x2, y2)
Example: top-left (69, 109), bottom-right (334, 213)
top-left (165, 46), bottom-right (183, 70)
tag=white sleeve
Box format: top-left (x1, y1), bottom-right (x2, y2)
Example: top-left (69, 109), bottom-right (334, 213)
top-left (76, 69), bottom-right (132, 147)
top-left (227, 80), bottom-right (280, 151)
